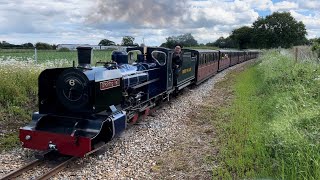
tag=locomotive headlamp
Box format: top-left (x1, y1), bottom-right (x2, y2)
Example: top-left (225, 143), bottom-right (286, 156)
top-left (25, 135), bottom-right (31, 140)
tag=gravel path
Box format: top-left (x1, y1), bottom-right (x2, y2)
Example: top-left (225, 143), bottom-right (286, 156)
top-left (0, 61), bottom-right (254, 179)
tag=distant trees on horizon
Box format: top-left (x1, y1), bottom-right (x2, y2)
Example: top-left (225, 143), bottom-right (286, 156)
top-left (0, 12), bottom-right (317, 50)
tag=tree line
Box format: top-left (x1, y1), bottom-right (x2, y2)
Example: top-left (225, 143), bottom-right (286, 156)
top-left (0, 41), bottom-right (57, 50)
top-left (163, 12), bottom-right (309, 49)
top-left (0, 36), bottom-right (139, 50)
top-left (144, 12), bottom-right (311, 49)
top-left (1, 12), bottom-right (318, 50)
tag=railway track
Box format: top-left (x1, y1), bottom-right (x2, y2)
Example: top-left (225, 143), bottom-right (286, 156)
top-left (0, 142), bottom-right (107, 180)
top-left (0, 154), bottom-right (76, 180)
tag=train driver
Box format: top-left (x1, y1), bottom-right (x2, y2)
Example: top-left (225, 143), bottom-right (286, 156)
top-left (172, 45), bottom-right (182, 69)
top-left (172, 45), bottom-right (183, 84)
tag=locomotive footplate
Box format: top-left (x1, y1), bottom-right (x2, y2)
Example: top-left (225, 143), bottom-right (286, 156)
top-left (20, 109), bottom-right (126, 157)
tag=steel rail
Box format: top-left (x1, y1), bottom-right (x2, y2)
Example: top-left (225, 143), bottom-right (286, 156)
top-left (35, 156), bottom-right (77, 180)
top-left (0, 159), bottom-right (44, 180)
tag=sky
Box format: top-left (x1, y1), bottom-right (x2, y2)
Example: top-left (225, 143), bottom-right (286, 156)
top-left (0, 0), bottom-right (319, 46)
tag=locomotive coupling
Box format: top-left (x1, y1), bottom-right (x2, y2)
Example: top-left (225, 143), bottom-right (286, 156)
top-left (48, 141), bottom-right (58, 151)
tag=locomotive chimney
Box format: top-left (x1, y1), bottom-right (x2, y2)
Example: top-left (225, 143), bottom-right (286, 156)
top-left (76, 46), bottom-right (93, 68)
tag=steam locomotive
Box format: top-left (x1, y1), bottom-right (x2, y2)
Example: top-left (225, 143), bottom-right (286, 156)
top-left (19, 46), bottom-right (259, 157)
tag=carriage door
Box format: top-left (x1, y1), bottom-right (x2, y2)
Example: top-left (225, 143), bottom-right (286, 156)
top-left (177, 52), bottom-right (196, 84)
top-left (166, 52), bottom-right (174, 90)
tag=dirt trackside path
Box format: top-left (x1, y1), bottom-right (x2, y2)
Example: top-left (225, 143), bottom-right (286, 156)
top-left (150, 61), bottom-right (255, 179)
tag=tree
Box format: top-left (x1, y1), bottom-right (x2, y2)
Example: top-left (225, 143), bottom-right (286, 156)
top-left (98, 39), bottom-right (115, 46)
top-left (35, 42), bottom-right (53, 50)
top-left (206, 42), bottom-right (215, 47)
top-left (21, 42), bottom-right (34, 49)
top-left (213, 37), bottom-right (226, 48)
top-left (309, 38), bottom-right (320, 45)
top-left (252, 12), bottom-right (307, 48)
top-left (230, 26), bottom-right (253, 49)
top-left (160, 36), bottom-right (178, 48)
top-left (211, 37), bottom-right (236, 48)
top-left (160, 33), bottom-right (198, 48)
top-left (121, 36), bottom-right (135, 46)
top-left (252, 17), bottom-right (271, 48)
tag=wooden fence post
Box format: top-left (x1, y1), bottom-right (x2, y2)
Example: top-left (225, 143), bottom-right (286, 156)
top-left (34, 48), bottom-right (37, 63)
top-left (295, 47), bottom-right (298, 63)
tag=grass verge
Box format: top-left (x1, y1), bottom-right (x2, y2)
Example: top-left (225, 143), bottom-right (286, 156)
top-left (212, 50), bottom-right (320, 179)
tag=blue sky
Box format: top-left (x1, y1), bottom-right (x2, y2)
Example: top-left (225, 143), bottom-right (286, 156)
top-left (0, 0), bottom-right (319, 46)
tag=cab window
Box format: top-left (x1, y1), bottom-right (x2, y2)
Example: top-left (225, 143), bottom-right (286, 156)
top-left (127, 50), bottom-right (142, 64)
top-left (151, 51), bottom-right (167, 66)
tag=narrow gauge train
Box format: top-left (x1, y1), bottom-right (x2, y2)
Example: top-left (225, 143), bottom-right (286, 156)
top-left (19, 46), bottom-right (259, 157)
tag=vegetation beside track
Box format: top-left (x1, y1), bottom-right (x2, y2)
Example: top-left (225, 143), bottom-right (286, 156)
top-left (0, 62), bottom-right (42, 150)
top-left (212, 50), bottom-right (320, 179)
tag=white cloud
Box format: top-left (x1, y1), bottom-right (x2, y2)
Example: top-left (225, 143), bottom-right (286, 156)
top-left (296, 0), bottom-right (320, 10)
top-left (240, 0), bottom-right (273, 11)
top-left (0, 0), bottom-right (319, 46)
top-left (290, 10), bottom-right (320, 38)
top-left (270, 1), bottom-right (299, 12)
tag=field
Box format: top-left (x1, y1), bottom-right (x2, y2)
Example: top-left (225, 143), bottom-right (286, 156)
top-left (0, 49), bottom-right (113, 150)
top-left (0, 49), bottom-right (113, 64)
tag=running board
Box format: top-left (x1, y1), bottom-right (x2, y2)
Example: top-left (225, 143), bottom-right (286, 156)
top-left (177, 81), bottom-right (192, 90)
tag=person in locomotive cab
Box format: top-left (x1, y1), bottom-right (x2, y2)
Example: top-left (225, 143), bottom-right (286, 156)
top-left (173, 45), bottom-right (182, 68)
top-left (172, 45), bottom-right (183, 84)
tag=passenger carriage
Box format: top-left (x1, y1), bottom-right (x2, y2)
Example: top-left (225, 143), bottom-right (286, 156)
top-left (218, 50), bottom-right (232, 71)
top-left (183, 49), bottom-right (219, 84)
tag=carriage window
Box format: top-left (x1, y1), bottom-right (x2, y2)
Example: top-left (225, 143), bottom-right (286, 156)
top-left (206, 54), bottom-right (209, 63)
top-left (127, 50), bottom-right (142, 64)
top-left (209, 53), bottom-right (213, 62)
top-left (201, 54), bottom-right (204, 65)
top-left (151, 51), bottom-right (167, 66)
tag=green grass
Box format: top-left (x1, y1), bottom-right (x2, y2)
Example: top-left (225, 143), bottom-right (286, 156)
top-left (0, 62), bottom-right (41, 150)
top-left (0, 49), bottom-right (113, 64)
top-left (0, 133), bottom-right (20, 151)
top-left (213, 50), bottom-right (320, 179)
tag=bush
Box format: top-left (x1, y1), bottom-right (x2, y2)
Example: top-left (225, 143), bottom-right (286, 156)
top-left (312, 43), bottom-right (320, 58)
top-left (57, 47), bottom-right (71, 52)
